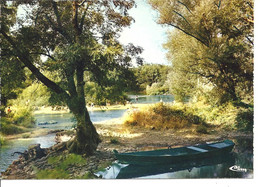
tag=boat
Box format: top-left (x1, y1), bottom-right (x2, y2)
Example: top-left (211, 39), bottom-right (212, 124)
top-left (115, 153), bottom-right (235, 179)
top-left (113, 139), bottom-right (235, 165)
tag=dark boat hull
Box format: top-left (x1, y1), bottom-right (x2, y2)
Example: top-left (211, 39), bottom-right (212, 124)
top-left (116, 153), bottom-right (235, 179)
top-left (114, 140), bottom-right (235, 165)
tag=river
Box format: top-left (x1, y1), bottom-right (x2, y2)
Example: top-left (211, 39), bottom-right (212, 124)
top-left (0, 95), bottom-right (253, 178)
top-left (1, 95), bottom-right (173, 174)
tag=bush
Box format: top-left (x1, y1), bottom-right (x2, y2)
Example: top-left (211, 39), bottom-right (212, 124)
top-left (146, 83), bottom-right (169, 95)
top-left (196, 124), bottom-right (208, 134)
top-left (0, 134), bottom-right (5, 146)
top-left (12, 106), bottom-right (35, 128)
top-left (124, 103), bottom-right (205, 130)
top-left (0, 118), bottom-right (26, 135)
top-left (235, 109), bottom-right (253, 131)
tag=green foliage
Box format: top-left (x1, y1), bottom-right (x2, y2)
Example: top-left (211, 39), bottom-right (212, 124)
top-left (196, 124), bottom-right (208, 134)
top-left (85, 76), bottom-right (129, 106)
top-left (0, 133), bottom-right (6, 146)
top-left (235, 109), bottom-right (253, 131)
top-left (146, 82), bottom-right (169, 95)
top-left (0, 118), bottom-right (26, 135)
top-left (11, 106), bottom-right (35, 128)
top-left (124, 100), bottom-right (253, 132)
top-left (150, 0), bottom-right (253, 104)
top-left (13, 82), bottom-right (51, 107)
top-left (132, 64), bottom-right (170, 94)
top-left (1, 0), bottom-right (143, 153)
top-left (48, 153), bottom-right (86, 169)
top-left (36, 168), bottom-right (70, 179)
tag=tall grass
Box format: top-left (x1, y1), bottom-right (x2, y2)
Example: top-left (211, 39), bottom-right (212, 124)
top-left (123, 101), bottom-right (253, 132)
top-left (124, 103), bottom-right (203, 130)
top-left (0, 133), bottom-right (5, 146)
top-left (0, 105), bottom-right (35, 135)
top-left (0, 117), bottom-right (26, 135)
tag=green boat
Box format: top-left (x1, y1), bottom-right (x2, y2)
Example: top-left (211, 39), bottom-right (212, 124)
top-left (113, 139), bottom-right (235, 165)
top-left (116, 153), bottom-right (235, 179)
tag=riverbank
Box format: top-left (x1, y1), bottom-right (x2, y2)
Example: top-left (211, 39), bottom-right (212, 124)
top-left (33, 103), bottom-right (149, 114)
top-left (3, 103), bottom-right (146, 141)
top-left (1, 113), bottom-right (253, 179)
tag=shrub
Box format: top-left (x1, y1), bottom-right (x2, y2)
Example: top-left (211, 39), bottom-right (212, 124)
top-left (235, 109), bottom-right (253, 131)
top-left (0, 118), bottom-right (26, 135)
top-left (0, 134), bottom-right (5, 146)
top-left (124, 103), bottom-right (204, 130)
top-left (196, 124), bottom-right (208, 134)
top-left (12, 106), bottom-right (35, 128)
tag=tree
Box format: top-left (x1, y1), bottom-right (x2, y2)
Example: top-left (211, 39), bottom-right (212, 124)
top-left (149, 0), bottom-right (253, 104)
top-left (0, 2), bottom-right (27, 115)
top-left (133, 64), bottom-right (170, 93)
top-left (0, 0), bottom-right (142, 155)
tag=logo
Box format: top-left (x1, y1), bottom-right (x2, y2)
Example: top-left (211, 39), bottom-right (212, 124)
top-left (229, 165), bottom-right (247, 172)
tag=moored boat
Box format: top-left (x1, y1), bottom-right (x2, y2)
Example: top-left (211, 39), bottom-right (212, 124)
top-left (113, 139), bottom-right (235, 165)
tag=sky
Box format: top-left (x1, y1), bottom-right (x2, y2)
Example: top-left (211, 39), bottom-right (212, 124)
top-left (119, 0), bottom-right (171, 65)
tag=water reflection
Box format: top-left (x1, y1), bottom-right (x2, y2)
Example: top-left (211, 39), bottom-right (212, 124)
top-left (97, 138), bottom-right (253, 179)
top-left (97, 152), bottom-right (252, 179)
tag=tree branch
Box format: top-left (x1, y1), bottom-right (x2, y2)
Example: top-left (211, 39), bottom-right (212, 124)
top-left (0, 30), bottom-right (70, 99)
top-left (177, 1), bottom-right (193, 14)
top-left (29, 52), bottom-right (56, 61)
top-left (172, 10), bottom-right (191, 26)
top-left (233, 25), bottom-right (254, 46)
top-left (49, 1), bottom-right (73, 43)
top-left (167, 23), bottom-right (209, 47)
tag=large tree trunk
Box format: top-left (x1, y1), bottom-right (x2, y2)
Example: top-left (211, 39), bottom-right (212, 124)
top-left (66, 59), bottom-right (101, 155)
top-left (67, 104), bottom-right (101, 155)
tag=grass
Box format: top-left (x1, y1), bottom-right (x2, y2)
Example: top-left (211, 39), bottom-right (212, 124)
top-left (0, 118), bottom-right (27, 135)
top-left (123, 101), bottom-right (253, 132)
top-left (36, 153), bottom-right (88, 179)
top-left (0, 105), bottom-right (36, 135)
top-left (123, 102), bottom-right (205, 130)
top-left (0, 133), bottom-right (5, 146)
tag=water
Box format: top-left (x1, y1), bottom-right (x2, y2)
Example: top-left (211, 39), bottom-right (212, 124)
top-left (129, 95), bottom-right (174, 104)
top-left (96, 138), bottom-right (253, 179)
top-left (0, 134), bottom-right (56, 173)
top-left (34, 109), bottom-right (126, 130)
top-left (0, 109), bottom-right (127, 174)
top-left (0, 95), bottom-right (253, 178)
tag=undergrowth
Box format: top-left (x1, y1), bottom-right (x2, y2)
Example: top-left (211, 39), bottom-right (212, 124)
top-left (36, 153), bottom-right (90, 179)
top-left (123, 101), bottom-right (253, 132)
top-left (124, 102), bottom-right (204, 130)
top-left (0, 105), bottom-right (35, 135)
